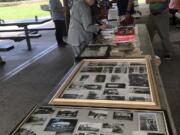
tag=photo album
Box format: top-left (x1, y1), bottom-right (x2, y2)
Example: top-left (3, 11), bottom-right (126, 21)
top-left (49, 58), bottom-right (160, 109)
top-left (12, 106), bottom-right (170, 135)
top-left (77, 45), bottom-right (110, 59)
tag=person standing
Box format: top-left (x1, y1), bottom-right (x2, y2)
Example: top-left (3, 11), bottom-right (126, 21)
top-left (117, 0), bottom-right (134, 25)
top-left (49, 0), bottom-right (67, 47)
top-left (146, 0), bottom-right (173, 60)
top-left (67, 0), bottom-right (108, 57)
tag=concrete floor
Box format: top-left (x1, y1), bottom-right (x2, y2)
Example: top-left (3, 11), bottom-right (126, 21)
top-left (0, 24), bottom-right (180, 135)
top-left (159, 27), bottom-right (180, 135)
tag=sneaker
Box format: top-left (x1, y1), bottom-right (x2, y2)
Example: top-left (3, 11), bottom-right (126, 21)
top-left (58, 44), bottom-right (66, 48)
top-left (58, 42), bottom-right (67, 47)
top-left (164, 54), bottom-right (172, 61)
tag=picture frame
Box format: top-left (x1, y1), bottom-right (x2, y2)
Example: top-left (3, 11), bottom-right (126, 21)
top-left (11, 106), bottom-right (170, 135)
top-left (77, 45), bottom-right (111, 60)
top-left (49, 57), bottom-right (160, 109)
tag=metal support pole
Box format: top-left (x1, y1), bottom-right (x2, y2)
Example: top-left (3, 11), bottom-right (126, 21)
top-left (0, 56), bottom-right (5, 65)
top-left (24, 25), bottom-right (32, 51)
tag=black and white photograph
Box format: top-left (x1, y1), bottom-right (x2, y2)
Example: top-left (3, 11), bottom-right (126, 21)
top-left (103, 89), bottom-right (119, 95)
top-left (87, 91), bottom-right (99, 99)
top-left (57, 109), bottom-right (78, 118)
top-left (114, 66), bottom-right (127, 74)
top-left (111, 75), bottom-right (120, 82)
top-left (45, 118), bottom-right (78, 133)
top-left (26, 116), bottom-right (47, 125)
top-left (114, 67), bottom-right (122, 73)
top-left (121, 66), bottom-right (128, 74)
top-left (101, 123), bottom-right (124, 134)
top-left (81, 67), bottom-right (103, 73)
top-left (14, 128), bottom-right (37, 135)
top-left (79, 75), bottom-right (90, 81)
top-left (139, 113), bottom-right (158, 132)
top-left (79, 46), bottom-right (109, 58)
top-left (77, 122), bottom-right (101, 132)
top-left (113, 111), bottom-right (133, 121)
top-left (129, 66), bottom-right (147, 74)
top-left (131, 87), bottom-right (150, 94)
top-left (83, 84), bottom-right (102, 90)
top-left (95, 75), bottom-right (106, 83)
top-left (97, 63), bottom-right (117, 67)
top-left (129, 66), bottom-right (139, 74)
top-left (105, 83), bottom-right (126, 89)
top-left (34, 106), bottom-right (55, 114)
top-left (129, 74), bottom-right (149, 87)
top-left (88, 110), bottom-right (108, 120)
top-left (62, 94), bottom-right (84, 99)
top-left (129, 95), bottom-right (148, 101)
top-left (102, 67), bottom-right (113, 73)
top-left (105, 95), bottom-right (125, 100)
top-left (139, 66), bottom-right (147, 74)
top-left (69, 82), bottom-right (83, 90)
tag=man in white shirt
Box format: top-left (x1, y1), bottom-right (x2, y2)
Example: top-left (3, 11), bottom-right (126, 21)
top-left (49, 0), bottom-right (67, 47)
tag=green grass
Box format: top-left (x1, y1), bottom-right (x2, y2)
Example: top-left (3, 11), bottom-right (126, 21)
top-left (0, 1), bottom-right (50, 20)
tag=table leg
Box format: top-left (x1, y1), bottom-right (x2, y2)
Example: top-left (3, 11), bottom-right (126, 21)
top-left (0, 56), bottom-right (5, 65)
top-left (24, 25), bottom-right (32, 51)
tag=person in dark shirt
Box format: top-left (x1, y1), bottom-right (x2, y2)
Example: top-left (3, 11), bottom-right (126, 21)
top-left (117, 0), bottom-right (134, 25)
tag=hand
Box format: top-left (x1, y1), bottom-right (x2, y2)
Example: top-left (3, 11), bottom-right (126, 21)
top-left (99, 24), bottom-right (108, 30)
top-left (125, 12), bottom-right (131, 19)
top-left (119, 16), bottom-right (126, 22)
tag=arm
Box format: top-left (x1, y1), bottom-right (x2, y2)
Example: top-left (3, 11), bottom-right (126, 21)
top-left (127, 0), bottom-right (134, 12)
top-left (50, 0), bottom-right (64, 14)
top-left (80, 4), bottom-right (100, 33)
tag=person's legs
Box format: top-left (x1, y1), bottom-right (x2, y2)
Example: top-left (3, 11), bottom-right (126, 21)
top-left (154, 13), bottom-right (173, 57)
top-left (54, 20), bottom-right (66, 47)
top-left (147, 15), bottom-right (156, 42)
top-left (146, 15), bottom-right (163, 55)
top-left (72, 46), bottom-right (81, 57)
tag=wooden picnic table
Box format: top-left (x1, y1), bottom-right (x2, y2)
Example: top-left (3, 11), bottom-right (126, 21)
top-left (0, 17), bottom-right (52, 51)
